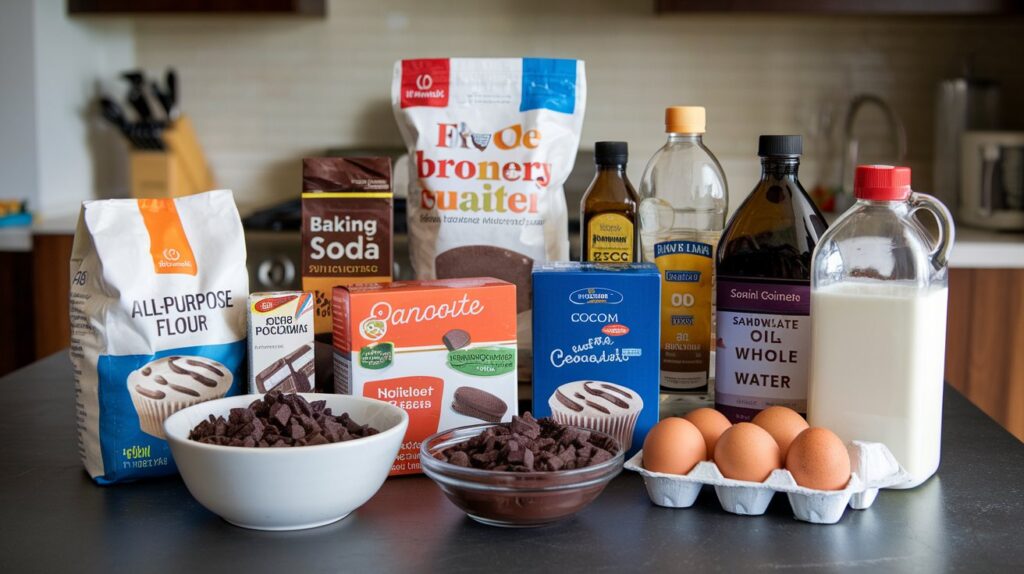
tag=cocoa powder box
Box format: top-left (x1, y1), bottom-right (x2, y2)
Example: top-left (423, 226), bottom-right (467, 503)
top-left (531, 262), bottom-right (660, 458)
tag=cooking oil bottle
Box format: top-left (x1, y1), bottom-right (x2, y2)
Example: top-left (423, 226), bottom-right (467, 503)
top-left (714, 135), bottom-right (828, 422)
top-left (639, 106), bottom-right (728, 413)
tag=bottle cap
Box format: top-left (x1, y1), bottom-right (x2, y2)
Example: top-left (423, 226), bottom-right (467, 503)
top-left (595, 141), bottom-right (629, 165)
top-left (758, 135), bottom-right (802, 157)
top-left (854, 165), bottom-right (911, 200)
top-left (665, 106), bottom-right (706, 134)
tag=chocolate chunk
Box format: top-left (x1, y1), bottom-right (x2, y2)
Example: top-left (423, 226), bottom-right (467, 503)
top-left (590, 448), bottom-right (613, 465)
top-left (510, 415), bottom-right (541, 439)
top-left (270, 403), bottom-right (292, 427)
top-left (522, 448), bottom-right (535, 471)
top-left (451, 386), bottom-right (508, 423)
top-left (442, 329), bottom-right (471, 351)
top-left (506, 441), bottom-right (525, 464)
top-left (188, 390), bottom-right (379, 447)
top-left (228, 407), bottom-right (254, 426)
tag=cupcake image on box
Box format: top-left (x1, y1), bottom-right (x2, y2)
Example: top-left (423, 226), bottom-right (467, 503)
top-left (128, 356), bottom-right (233, 439)
top-left (548, 380), bottom-right (644, 452)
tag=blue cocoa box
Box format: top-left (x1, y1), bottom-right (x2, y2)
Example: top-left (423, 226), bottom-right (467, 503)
top-left (532, 262), bottom-right (660, 457)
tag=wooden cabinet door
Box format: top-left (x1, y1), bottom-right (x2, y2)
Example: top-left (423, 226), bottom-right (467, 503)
top-left (33, 234), bottom-right (74, 359)
top-left (946, 268), bottom-right (1024, 441)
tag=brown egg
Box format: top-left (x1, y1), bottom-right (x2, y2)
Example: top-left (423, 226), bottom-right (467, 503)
top-left (642, 417), bottom-right (706, 475)
top-left (752, 406), bottom-right (809, 464)
top-left (786, 427), bottom-right (851, 490)
top-left (683, 407), bottom-right (732, 460)
top-left (713, 422), bottom-right (781, 483)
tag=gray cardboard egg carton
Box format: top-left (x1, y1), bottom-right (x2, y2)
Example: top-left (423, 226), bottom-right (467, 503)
top-left (625, 441), bottom-right (910, 524)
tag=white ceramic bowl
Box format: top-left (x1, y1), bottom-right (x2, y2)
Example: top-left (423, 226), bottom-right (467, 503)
top-left (164, 393), bottom-right (408, 531)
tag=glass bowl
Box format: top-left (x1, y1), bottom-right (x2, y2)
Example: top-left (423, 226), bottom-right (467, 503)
top-left (420, 422), bottom-right (624, 528)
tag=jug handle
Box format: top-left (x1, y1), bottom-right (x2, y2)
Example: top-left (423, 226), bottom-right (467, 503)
top-left (908, 192), bottom-right (955, 270)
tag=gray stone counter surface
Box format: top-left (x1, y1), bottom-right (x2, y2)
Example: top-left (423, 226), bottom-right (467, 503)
top-left (1, 352), bottom-right (1022, 573)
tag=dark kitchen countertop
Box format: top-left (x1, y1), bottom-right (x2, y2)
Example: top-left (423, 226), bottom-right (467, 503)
top-left (2, 352), bottom-right (1022, 573)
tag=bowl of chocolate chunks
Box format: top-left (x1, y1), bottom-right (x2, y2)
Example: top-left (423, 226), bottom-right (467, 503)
top-left (420, 413), bottom-right (624, 527)
top-left (164, 390), bottom-right (408, 531)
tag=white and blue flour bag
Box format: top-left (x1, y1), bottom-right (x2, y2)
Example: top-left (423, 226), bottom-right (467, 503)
top-left (70, 190), bottom-right (248, 484)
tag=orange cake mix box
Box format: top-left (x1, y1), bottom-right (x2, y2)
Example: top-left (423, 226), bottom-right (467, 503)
top-left (332, 278), bottom-right (517, 475)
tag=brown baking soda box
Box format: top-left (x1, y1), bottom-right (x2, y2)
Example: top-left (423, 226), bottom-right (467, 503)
top-left (333, 278), bottom-right (517, 475)
top-left (302, 157), bottom-right (393, 336)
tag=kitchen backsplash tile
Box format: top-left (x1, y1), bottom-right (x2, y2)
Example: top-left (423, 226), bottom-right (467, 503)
top-left (135, 0), bottom-right (1024, 211)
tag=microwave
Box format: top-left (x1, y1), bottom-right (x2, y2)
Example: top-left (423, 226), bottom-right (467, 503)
top-left (960, 131), bottom-right (1024, 231)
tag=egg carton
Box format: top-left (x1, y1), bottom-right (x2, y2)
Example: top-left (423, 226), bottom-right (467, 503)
top-left (624, 441), bottom-right (911, 524)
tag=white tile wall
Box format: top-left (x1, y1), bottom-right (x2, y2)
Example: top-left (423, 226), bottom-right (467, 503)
top-left (135, 0), bottom-right (1024, 212)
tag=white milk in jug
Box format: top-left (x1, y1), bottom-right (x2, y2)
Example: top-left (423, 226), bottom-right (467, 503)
top-left (808, 282), bottom-right (948, 488)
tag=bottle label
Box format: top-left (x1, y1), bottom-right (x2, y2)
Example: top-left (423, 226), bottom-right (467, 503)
top-left (714, 279), bottom-right (810, 421)
top-left (653, 240), bottom-right (713, 390)
top-left (586, 214), bottom-right (634, 263)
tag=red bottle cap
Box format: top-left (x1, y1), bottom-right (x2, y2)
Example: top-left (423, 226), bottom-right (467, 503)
top-left (854, 165), bottom-right (911, 201)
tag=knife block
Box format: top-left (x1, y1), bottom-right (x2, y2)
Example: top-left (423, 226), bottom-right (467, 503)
top-left (130, 115), bottom-right (214, 198)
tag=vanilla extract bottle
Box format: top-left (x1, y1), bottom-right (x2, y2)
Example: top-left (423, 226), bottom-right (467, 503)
top-left (714, 135), bottom-right (827, 423)
top-left (581, 141), bottom-right (639, 263)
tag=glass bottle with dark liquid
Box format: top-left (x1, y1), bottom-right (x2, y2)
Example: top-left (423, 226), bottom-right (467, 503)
top-left (581, 141), bottom-right (639, 263)
top-left (714, 135), bottom-right (828, 422)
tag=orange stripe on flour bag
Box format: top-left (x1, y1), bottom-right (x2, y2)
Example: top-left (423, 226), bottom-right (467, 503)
top-left (137, 198), bottom-right (198, 276)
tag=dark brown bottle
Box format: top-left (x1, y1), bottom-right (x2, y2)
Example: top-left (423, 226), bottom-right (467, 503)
top-left (714, 135), bottom-right (828, 423)
top-left (581, 141), bottom-right (639, 263)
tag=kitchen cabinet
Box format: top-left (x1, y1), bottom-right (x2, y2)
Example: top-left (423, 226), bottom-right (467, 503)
top-left (32, 234), bottom-right (74, 362)
top-left (68, 0), bottom-right (325, 16)
top-left (0, 251), bottom-right (36, 376)
top-left (945, 268), bottom-right (1024, 441)
top-left (656, 0), bottom-right (1024, 15)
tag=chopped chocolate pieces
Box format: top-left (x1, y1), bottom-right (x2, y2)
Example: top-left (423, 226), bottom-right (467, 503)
top-left (435, 413), bottom-right (619, 472)
top-left (188, 390), bottom-right (379, 447)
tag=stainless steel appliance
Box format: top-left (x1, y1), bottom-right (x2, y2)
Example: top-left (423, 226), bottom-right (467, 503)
top-left (960, 131), bottom-right (1024, 231)
top-left (933, 72), bottom-right (1001, 210)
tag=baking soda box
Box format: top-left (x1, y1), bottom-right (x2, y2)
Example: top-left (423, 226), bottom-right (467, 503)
top-left (532, 262), bottom-right (660, 458)
top-left (332, 278), bottom-right (517, 475)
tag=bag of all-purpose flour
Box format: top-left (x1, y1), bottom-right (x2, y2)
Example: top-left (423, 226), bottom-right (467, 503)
top-left (71, 190), bottom-right (248, 484)
top-left (391, 58), bottom-right (586, 377)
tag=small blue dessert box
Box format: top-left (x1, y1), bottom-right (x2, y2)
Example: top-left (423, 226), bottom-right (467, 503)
top-left (532, 262), bottom-right (660, 457)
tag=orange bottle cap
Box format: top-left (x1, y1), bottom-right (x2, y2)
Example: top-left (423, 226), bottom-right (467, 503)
top-left (665, 106), bottom-right (706, 134)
